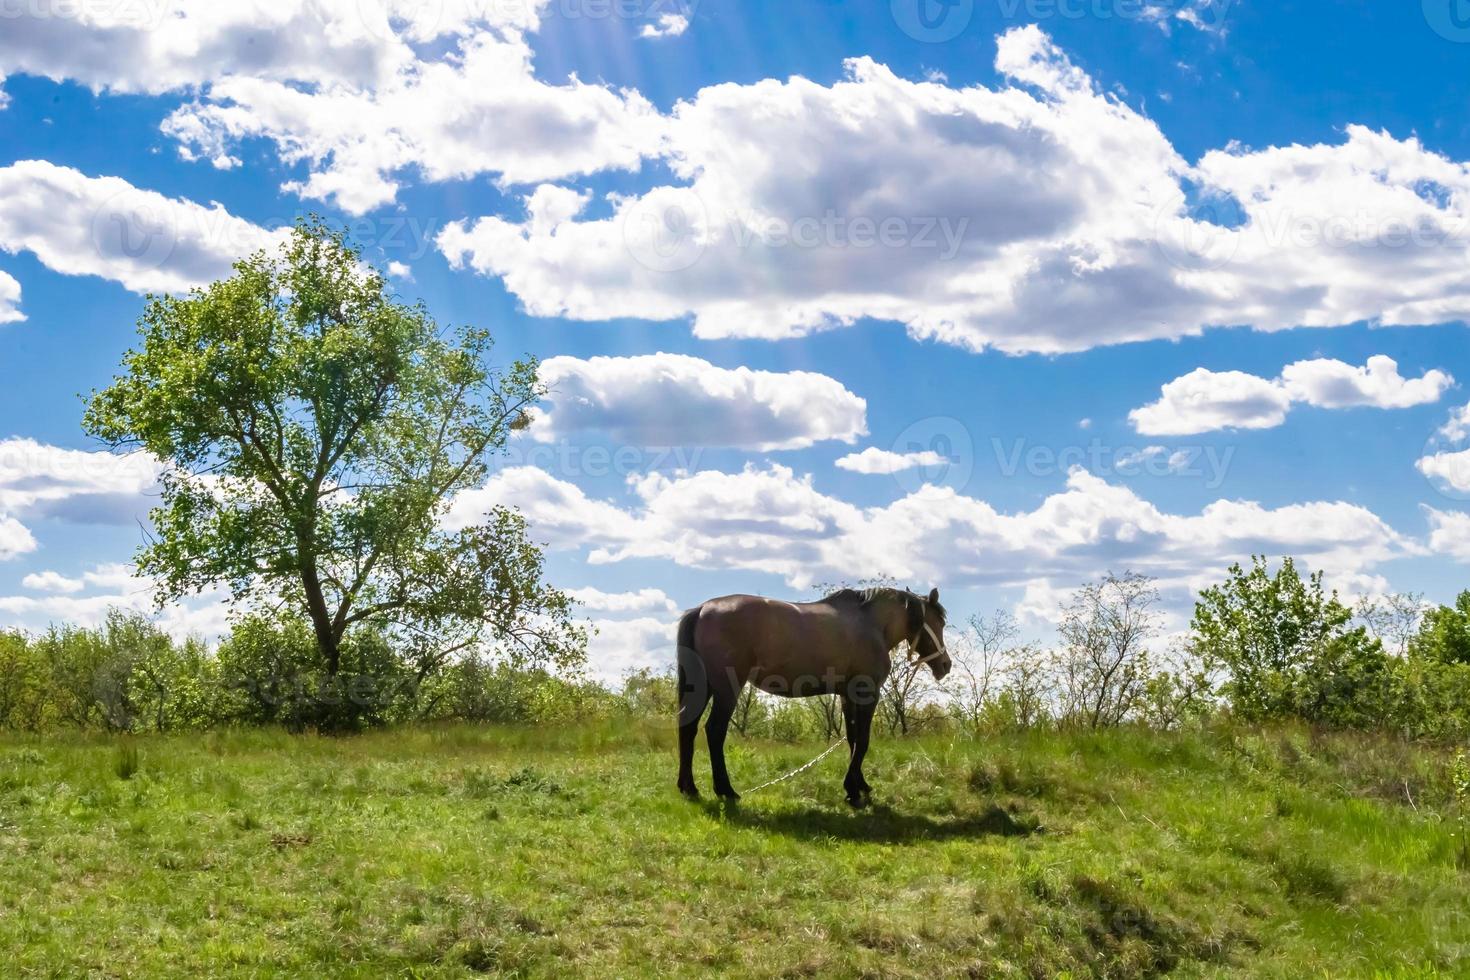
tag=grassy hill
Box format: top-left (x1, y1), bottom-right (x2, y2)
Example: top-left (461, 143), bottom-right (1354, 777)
top-left (0, 722), bottom-right (1465, 977)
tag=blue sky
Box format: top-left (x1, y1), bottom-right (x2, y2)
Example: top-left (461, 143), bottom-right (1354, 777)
top-left (4, 0), bottom-right (1470, 676)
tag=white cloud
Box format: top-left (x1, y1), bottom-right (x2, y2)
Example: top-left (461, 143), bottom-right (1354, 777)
top-left (1416, 399), bottom-right (1470, 498)
top-left (835, 447), bottom-right (947, 475)
top-left (0, 161), bottom-right (286, 294)
top-left (0, 439), bottom-right (161, 584)
top-left (1280, 355), bottom-right (1454, 409)
top-left (0, 0), bottom-right (543, 95)
top-left (162, 30), bottom-right (664, 214)
top-left (570, 586), bottom-right (679, 615)
top-left (1438, 403), bottom-right (1470, 443)
top-left (1115, 446), bottom-right (1165, 469)
top-left (443, 465), bottom-right (642, 548)
top-left (441, 27), bottom-right (1470, 354)
top-left (533, 353), bottom-right (867, 450)
top-left (0, 438), bottom-right (162, 524)
top-left (0, 1), bottom-right (659, 215)
top-left (21, 570), bottom-right (83, 594)
top-left (640, 13), bottom-right (690, 38)
top-left (1417, 448), bottom-right (1470, 495)
top-left (0, 517), bottom-right (35, 562)
top-left (0, 562), bottom-right (229, 638)
top-left (584, 616), bottom-right (676, 682)
top-left (1132, 356), bottom-right (1452, 435)
top-left (454, 463), bottom-right (1415, 600)
top-left (1425, 507), bottom-right (1470, 563)
top-left (0, 270), bottom-right (22, 323)
top-left (386, 260), bottom-right (413, 280)
top-left (1130, 368), bottom-right (1292, 436)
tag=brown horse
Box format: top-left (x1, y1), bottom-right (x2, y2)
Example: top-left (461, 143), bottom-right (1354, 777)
top-left (676, 586), bottom-right (951, 807)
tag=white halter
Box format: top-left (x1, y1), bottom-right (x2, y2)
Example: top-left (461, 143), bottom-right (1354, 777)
top-left (907, 619), bottom-right (948, 668)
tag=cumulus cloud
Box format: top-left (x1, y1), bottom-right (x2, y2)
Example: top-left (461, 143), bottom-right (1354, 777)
top-left (1280, 355), bottom-right (1454, 409)
top-left (0, 438), bottom-right (162, 525)
top-left (1131, 356), bottom-right (1452, 435)
top-left (443, 465), bottom-right (641, 548)
top-left (162, 27), bottom-right (663, 214)
top-left (0, 0), bottom-right (544, 96)
top-left (640, 13), bottom-right (690, 38)
top-left (1417, 449), bottom-right (1470, 495)
top-left (0, 562), bottom-right (230, 638)
top-left (0, 270), bottom-right (22, 323)
top-left (452, 463), bottom-right (1416, 599)
top-left (1130, 369), bottom-right (1293, 436)
top-left (570, 586), bottom-right (679, 615)
top-left (0, 161), bottom-right (285, 294)
top-left (0, 439), bottom-right (160, 570)
top-left (0, 1), bottom-right (660, 214)
top-left (1425, 508), bottom-right (1470, 563)
top-left (533, 353), bottom-right (867, 451)
top-left (440, 26), bottom-right (1470, 354)
top-left (21, 570), bottom-right (83, 594)
top-left (835, 448), bottom-right (948, 474)
top-left (0, 517), bottom-right (35, 562)
top-left (584, 616), bottom-right (677, 682)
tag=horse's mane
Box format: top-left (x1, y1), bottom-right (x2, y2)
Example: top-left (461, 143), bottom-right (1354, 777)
top-left (817, 587), bottom-right (946, 621)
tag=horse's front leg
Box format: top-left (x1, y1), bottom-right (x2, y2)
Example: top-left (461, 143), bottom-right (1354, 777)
top-left (844, 697), bottom-right (876, 808)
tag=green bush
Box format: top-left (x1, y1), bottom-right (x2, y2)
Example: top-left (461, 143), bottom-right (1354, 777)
top-left (1191, 557), bottom-right (1390, 728)
top-left (214, 613), bottom-right (420, 731)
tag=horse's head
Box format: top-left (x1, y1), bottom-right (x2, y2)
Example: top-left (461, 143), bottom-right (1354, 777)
top-left (913, 587), bottom-right (951, 681)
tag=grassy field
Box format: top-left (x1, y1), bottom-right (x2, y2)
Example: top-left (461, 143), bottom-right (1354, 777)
top-left (0, 721), bottom-right (1466, 978)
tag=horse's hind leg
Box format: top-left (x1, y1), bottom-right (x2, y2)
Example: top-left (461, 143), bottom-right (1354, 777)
top-left (706, 675), bottom-right (741, 801)
top-left (677, 660), bottom-right (709, 797)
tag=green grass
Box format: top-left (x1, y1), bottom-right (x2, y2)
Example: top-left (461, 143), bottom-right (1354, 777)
top-left (0, 722), bottom-right (1465, 977)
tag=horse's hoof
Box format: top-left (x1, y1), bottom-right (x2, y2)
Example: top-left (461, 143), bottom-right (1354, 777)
top-left (678, 784), bottom-right (700, 799)
top-left (716, 789), bottom-right (741, 802)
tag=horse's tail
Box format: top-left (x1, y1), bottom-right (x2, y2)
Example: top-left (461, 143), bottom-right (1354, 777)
top-left (676, 606), bottom-right (706, 727)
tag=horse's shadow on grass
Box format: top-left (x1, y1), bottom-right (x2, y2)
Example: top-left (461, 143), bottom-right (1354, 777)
top-left (702, 800), bottom-right (1039, 844)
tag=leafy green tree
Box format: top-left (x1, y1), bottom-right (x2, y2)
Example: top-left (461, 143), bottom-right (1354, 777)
top-left (1191, 556), bottom-right (1389, 727)
top-left (1409, 591), bottom-right (1470, 666)
top-left (84, 220), bottom-right (585, 699)
top-left (0, 630), bottom-right (47, 731)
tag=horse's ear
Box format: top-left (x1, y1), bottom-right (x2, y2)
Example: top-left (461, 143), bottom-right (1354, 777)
top-left (928, 587), bottom-right (940, 605)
